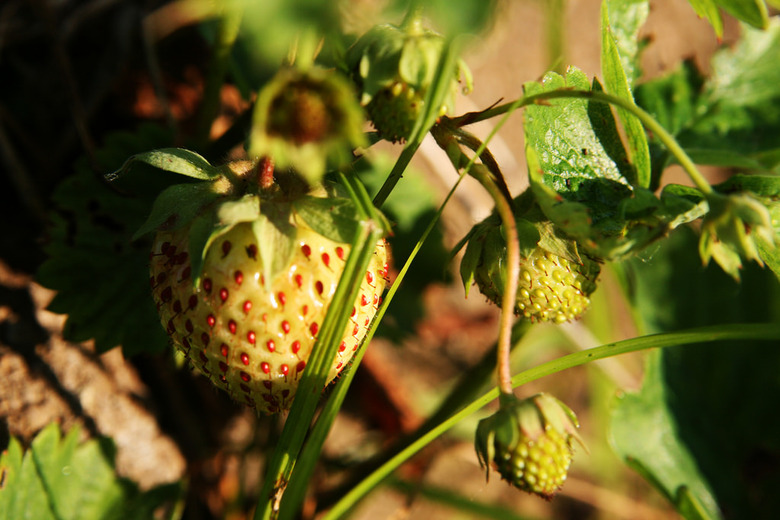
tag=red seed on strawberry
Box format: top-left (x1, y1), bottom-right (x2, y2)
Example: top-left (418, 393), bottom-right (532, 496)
top-left (151, 215), bottom-right (388, 414)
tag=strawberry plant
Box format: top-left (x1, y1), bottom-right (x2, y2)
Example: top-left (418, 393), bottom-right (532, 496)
top-left (2, 0), bottom-right (780, 519)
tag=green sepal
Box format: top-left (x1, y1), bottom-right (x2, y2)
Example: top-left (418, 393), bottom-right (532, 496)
top-left (106, 148), bottom-right (219, 182)
top-left (253, 203), bottom-right (295, 289)
top-left (132, 181), bottom-right (224, 240)
top-left (459, 229), bottom-right (482, 298)
top-left (188, 194), bottom-right (262, 285)
top-left (346, 21), bottom-right (465, 118)
top-left (292, 195), bottom-right (362, 244)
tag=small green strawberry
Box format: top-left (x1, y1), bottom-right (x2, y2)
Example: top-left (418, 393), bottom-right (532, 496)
top-left (346, 21), bottom-right (470, 143)
top-left (459, 191), bottom-right (600, 323)
top-left (113, 152), bottom-right (390, 414)
top-left (475, 393), bottom-right (583, 499)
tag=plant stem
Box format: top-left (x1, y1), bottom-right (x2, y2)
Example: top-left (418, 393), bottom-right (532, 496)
top-left (470, 165), bottom-right (519, 396)
top-left (196, 5), bottom-right (243, 147)
top-left (430, 124), bottom-right (519, 397)
top-left (323, 322), bottom-right (780, 519)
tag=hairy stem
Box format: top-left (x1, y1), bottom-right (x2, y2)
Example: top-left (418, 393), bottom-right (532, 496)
top-left (431, 125), bottom-right (519, 396)
top-left (197, 5), bottom-right (243, 146)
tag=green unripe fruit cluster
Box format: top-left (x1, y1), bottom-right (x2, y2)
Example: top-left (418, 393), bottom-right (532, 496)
top-left (476, 247), bottom-right (597, 323)
top-left (493, 422), bottom-right (573, 498)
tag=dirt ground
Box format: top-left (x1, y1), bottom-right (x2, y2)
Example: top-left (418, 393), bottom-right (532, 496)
top-left (0, 0), bottom-right (733, 518)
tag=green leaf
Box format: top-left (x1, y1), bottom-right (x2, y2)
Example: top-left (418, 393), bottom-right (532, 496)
top-left (36, 125), bottom-right (176, 355)
top-left (686, 0), bottom-right (767, 35)
top-left (683, 20), bottom-right (780, 166)
top-left (614, 226), bottom-right (780, 518)
top-left (611, 352), bottom-right (721, 519)
top-left (523, 69), bottom-right (683, 258)
top-left (0, 424), bottom-right (182, 520)
top-left (605, 0), bottom-right (649, 85)
top-left (523, 68), bottom-right (633, 220)
top-left (107, 148), bottom-right (219, 182)
top-left (715, 0), bottom-right (768, 30)
top-left (687, 0), bottom-right (723, 37)
top-left (132, 181), bottom-right (223, 239)
top-left (601, 0), bottom-right (651, 187)
top-left (292, 196), bottom-right (360, 244)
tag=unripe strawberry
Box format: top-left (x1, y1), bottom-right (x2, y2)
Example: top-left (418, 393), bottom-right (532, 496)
top-left (477, 246), bottom-right (598, 323)
top-left (459, 193), bottom-right (600, 323)
top-left (150, 222), bottom-right (388, 414)
top-left (346, 22), bottom-right (470, 143)
top-left (475, 393), bottom-right (583, 499)
top-left (125, 153), bottom-right (390, 414)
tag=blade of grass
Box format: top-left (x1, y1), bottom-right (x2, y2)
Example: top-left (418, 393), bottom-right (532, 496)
top-left (274, 174), bottom-right (388, 520)
top-left (323, 322), bottom-right (780, 519)
top-left (388, 477), bottom-right (542, 520)
top-left (253, 191), bottom-right (389, 520)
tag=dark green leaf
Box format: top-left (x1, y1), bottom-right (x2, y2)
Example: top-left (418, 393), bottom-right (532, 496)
top-left (132, 181), bottom-right (223, 239)
top-left (611, 352), bottom-right (722, 519)
top-left (682, 20), bottom-right (780, 165)
top-left (107, 148), bottom-right (218, 182)
top-left (715, 0), bottom-right (768, 30)
top-left (613, 226), bottom-right (780, 518)
top-left (36, 125), bottom-right (176, 355)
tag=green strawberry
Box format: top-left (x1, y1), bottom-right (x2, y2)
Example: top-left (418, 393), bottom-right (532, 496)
top-left (150, 220), bottom-right (388, 414)
top-left (459, 191), bottom-right (600, 323)
top-left (346, 22), bottom-right (470, 143)
top-left (477, 246), bottom-right (598, 323)
top-left (475, 393), bottom-right (583, 499)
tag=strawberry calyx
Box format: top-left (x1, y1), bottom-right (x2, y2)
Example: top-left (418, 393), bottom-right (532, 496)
top-left (249, 66), bottom-right (367, 186)
top-left (458, 189), bottom-right (601, 323)
top-left (475, 393), bottom-right (584, 499)
top-left (109, 150), bottom-right (379, 289)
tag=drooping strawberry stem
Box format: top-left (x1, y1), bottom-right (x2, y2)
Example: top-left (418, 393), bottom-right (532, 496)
top-left (431, 124), bottom-right (519, 396)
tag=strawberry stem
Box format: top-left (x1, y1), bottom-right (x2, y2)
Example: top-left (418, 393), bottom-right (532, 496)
top-left (469, 164), bottom-right (519, 396)
top-left (431, 124), bottom-right (518, 397)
